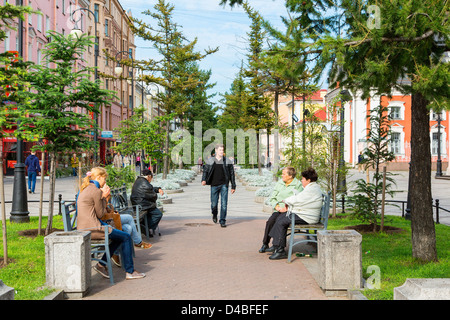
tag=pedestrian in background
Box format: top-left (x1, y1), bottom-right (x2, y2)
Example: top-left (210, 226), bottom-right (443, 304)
top-left (25, 151), bottom-right (41, 194)
top-left (71, 153), bottom-right (79, 176)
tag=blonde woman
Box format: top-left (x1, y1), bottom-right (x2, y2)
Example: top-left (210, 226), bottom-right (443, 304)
top-left (77, 167), bottom-right (145, 280)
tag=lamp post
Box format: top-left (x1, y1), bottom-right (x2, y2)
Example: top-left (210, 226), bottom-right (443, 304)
top-left (436, 112), bottom-right (443, 177)
top-left (70, 7), bottom-right (99, 163)
top-left (337, 89), bottom-right (351, 194)
top-left (10, 0), bottom-right (29, 223)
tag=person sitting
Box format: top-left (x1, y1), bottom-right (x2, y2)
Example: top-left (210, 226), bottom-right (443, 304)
top-left (259, 166), bottom-right (303, 253)
top-left (77, 167), bottom-right (145, 280)
top-left (130, 169), bottom-right (163, 236)
top-left (110, 211), bottom-right (152, 268)
top-left (268, 167), bottom-right (323, 260)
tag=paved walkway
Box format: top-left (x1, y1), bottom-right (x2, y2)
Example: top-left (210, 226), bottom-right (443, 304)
top-left (2, 168), bottom-right (450, 301)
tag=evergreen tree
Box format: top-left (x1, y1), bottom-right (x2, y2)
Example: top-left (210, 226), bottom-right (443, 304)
top-left (129, 0), bottom-right (218, 177)
top-left (242, 3), bottom-right (275, 174)
top-left (20, 31), bottom-right (113, 235)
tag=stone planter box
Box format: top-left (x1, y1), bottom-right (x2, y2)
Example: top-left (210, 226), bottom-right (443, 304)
top-left (262, 204), bottom-right (273, 213)
top-left (254, 196), bottom-right (267, 203)
top-left (160, 197), bottom-right (172, 204)
top-left (318, 230), bottom-right (362, 296)
top-left (164, 188), bottom-right (183, 194)
top-left (245, 185), bottom-right (260, 191)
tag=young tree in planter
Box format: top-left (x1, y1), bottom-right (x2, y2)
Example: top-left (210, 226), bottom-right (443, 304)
top-left (19, 31), bottom-right (113, 235)
top-left (349, 104), bottom-right (397, 232)
top-left (0, 3), bottom-right (35, 264)
top-left (112, 105), bottom-right (170, 176)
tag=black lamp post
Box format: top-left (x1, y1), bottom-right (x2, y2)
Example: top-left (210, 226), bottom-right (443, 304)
top-left (70, 7), bottom-right (99, 162)
top-left (337, 89), bottom-right (351, 194)
top-left (10, 0), bottom-right (29, 223)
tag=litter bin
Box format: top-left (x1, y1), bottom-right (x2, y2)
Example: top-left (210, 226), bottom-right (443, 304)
top-left (44, 231), bottom-right (91, 298)
top-left (318, 230), bottom-right (362, 296)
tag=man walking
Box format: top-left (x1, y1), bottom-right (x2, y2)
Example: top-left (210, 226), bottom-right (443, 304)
top-left (25, 151), bottom-right (41, 194)
top-left (201, 144), bottom-right (236, 227)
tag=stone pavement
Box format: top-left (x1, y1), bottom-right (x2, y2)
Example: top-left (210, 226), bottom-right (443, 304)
top-left (2, 168), bottom-right (450, 301)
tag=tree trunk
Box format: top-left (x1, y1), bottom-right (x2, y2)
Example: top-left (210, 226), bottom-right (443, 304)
top-left (163, 118), bottom-right (170, 179)
top-left (410, 92), bottom-right (437, 262)
top-left (45, 154), bottom-right (56, 236)
top-left (273, 90), bottom-right (280, 181)
top-left (256, 132), bottom-right (261, 175)
top-left (1, 156), bottom-right (7, 266)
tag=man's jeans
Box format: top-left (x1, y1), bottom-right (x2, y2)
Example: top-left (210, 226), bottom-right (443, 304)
top-left (142, 207), bottom-right (163, 231)
top-left (27, 171), bottom-right (37, 193)
top-left (99, 221), bottom-right (135, 274)
top-left (210, 184), bottom-right (229, 223)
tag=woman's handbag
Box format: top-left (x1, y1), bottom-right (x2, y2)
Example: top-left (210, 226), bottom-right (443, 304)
top-left (101, 204), bottom-right (122, 230)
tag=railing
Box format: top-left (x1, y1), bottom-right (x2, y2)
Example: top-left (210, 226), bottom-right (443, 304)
top-left (336, 194), bottom-right (447, 224)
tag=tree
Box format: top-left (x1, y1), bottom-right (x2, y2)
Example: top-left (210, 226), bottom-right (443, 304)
top-left (129, 0), bottom-right (218, 178)
top-left (113, 105), bottom-right (170, 172)
top-left (20, 31), bottom-right (113, 235)
top-left (349, 104), bottom-right (397, 232)
top-left (220, 0), bottom-right (449, 262)
top-left (242, 3), bottom-right (275, 174)
top-left (0, 2), bottom-right (35, 265)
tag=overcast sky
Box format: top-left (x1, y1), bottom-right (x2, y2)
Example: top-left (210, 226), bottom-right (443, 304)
top-left (119, 0), bottom-right (321, 107)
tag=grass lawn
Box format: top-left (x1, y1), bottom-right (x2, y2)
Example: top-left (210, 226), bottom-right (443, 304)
top-left (327, 214), bottom-right (450, 300)
top-left (1, 214), bottom-right (449, 300)
top-left (0, 215), bottom-right (64, 300)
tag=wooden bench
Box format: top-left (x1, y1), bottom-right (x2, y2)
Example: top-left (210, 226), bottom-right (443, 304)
top-left (61, 200), bottom-right (116, 285)
top-left (286, 191), bottom-right (331, 263)
top-left (110, 184), bottom-right (161, 240)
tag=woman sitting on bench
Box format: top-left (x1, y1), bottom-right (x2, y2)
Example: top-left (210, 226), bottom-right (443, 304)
top-left (268, 167), bottom-right (323, 260)
top-left (77, 167), bottom-right (146, 280)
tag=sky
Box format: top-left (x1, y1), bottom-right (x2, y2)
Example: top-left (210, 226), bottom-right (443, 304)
top-left (119, 0), bottom-right (319, 107)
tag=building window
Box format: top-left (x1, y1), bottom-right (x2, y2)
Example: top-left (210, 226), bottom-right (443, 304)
top-left (390, 106), bottom-right (401, 119)
top-left (432, 132), bottom-right (443, 155)
top-left (5, 31), bottom-right (10, 51)
top-left (105, 19), bottom-right (109, 36)
top-left (390, 132), bottom-right (401, 154)
top-left (46, 15), bottom-right (50, 34)
top-left (94, 4), bottom-right (99, 22)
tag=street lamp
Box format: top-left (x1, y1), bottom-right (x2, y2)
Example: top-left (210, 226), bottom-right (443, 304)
top-left (337, 89), bottom-right (351, 194)
top-left (10, 0), bottom-right (29, 223)
top-left (70, 7), bottom-right (99, 163)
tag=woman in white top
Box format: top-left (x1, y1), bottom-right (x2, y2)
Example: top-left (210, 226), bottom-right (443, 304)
top-left (268, 167), bottom-right (323, 260)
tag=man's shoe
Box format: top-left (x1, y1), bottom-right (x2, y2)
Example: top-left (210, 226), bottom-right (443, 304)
top-left (220, 222), bottom-right (227, 228)
top-left (269, 247), bottom-right (287, 260)
top-left (265, 245), bottom-right (276, 253)
top-left (212, 214), bottom-right (218, 223)
top-left (28, 190), bottom-right (31, 194)
top-left (259, 244), bottom-right (269, 253)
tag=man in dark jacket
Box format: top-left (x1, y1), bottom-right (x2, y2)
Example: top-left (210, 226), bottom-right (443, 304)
top-left (25, 151), bottom-right (41, 194)
top-left (130, 169), bottom-right (163, 235)
top-left (201, 144), bottom-right (236, 227)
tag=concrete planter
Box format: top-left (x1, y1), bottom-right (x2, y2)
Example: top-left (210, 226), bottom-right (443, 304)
top-left (164, 188), bottom-right (184, 194)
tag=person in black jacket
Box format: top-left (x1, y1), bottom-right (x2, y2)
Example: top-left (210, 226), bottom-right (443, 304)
top-left (130, 169), bottom-right (164, 235)
top-left (201, 144), bottom-right (236, 227)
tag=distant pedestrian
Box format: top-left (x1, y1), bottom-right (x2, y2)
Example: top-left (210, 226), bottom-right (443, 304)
top-left (113, 152), bottom-right (123, 169)
top-left (25, 151), bottom-right (41, 194)
top-left (358, 152), bottom-right (364, 172)
top-left (71, 153), bottom-right (79, 176)
top-left (201, 144), bottom-right (236, 228)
